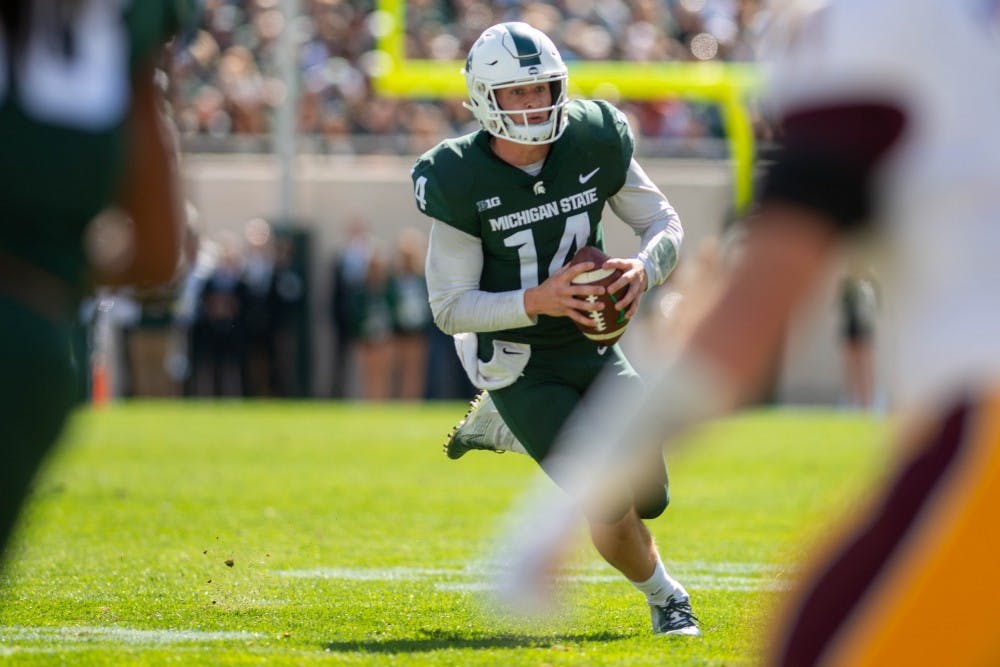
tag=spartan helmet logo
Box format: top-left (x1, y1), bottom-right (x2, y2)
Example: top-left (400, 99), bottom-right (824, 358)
top-left (533, 181), bottom-right (546, 195)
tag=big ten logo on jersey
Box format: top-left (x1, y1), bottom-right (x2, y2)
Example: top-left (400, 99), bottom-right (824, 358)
top-left (0, 0), bottom-right (130, 130)
top-left (477, 196), bottom-right (502, 212)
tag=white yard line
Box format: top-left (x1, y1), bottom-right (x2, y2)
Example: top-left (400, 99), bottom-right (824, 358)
top-left (0, 561), bottom-right (789, 652)
top-left (0, 626), bottom-right (261, 645)
top-left (274, 561), bottom-right (793, 592)
top-left (275, 566), bottom-right (458, 580)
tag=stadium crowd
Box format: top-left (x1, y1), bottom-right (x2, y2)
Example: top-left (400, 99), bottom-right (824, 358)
top-left (167, 0), bottom-right (769, 156)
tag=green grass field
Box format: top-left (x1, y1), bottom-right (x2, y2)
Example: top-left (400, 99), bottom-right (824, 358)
top-left (0, 402), bottom-right (887, 665)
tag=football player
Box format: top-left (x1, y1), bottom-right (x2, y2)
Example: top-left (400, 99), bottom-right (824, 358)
top-left (411, 22), bottom-right (697, 635)
top-left (497, 0), bottom-right (1000, 664)
top-left (0, 0), bottom-right (198, 572)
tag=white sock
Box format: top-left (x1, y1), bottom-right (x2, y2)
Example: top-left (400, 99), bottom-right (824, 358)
top-left (632, 559), bottom-right (688, 605)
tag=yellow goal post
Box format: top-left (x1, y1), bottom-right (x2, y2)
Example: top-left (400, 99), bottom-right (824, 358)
top-left (369, 0), bottom-right (761, 212)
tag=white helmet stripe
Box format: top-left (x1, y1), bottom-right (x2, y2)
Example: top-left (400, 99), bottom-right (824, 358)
top-left (503, 23), bottom-right (542, 66)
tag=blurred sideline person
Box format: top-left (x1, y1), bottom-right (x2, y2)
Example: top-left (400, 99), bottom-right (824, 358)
top-left (388, 228), bottom-right (433, 400)
top-left (839, 271), bottom-right (878, 410)
top-left (240, 217), bottom-right (279, 397)
top-left (188, 231), bottom-right (244, 396)
top-left (412, 22), bottom-right (697, 635)
top-left (0, 0), bottom-right (197, 569)
top-left (353, 242), bottom-right (394, 400)
top-left (498, 1), bottom-right (1000, 665)
top-left (328, 217), bottom-right (372, 398)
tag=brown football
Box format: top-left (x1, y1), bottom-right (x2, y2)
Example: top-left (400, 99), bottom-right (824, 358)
top-left (567, 246), bottom-right (631, 347)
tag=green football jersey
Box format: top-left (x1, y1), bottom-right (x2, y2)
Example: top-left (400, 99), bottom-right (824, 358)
top-left (0, 0), bottom-right (200, 291)
top-left (412, 98), bottom-right (634, 348)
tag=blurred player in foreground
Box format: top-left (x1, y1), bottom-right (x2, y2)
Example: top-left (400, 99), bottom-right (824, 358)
top-left (0, 0), bottom-right (197, 569)
top-left (497, 1), bottom-right (1000, 664)
top-left (412, 22), bottom-right (698, 635)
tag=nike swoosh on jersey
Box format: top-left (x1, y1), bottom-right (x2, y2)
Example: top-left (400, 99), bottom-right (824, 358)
top-left (500, 346), bottom-right (526, 355)
top-left (579, 168), bottom-right (600, 184)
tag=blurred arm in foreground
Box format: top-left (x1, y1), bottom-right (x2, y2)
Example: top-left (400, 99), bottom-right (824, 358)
top-left (495, 1), bottom-right (1000, 665)
top-left (0, 0), bottom-right (199, 576)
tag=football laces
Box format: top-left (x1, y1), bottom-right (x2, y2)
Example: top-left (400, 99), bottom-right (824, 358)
top-left (584, 295), bottom-right (607, 331)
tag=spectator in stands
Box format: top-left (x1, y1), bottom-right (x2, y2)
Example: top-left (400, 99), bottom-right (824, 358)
top-left (216, 45), bottom-right (269, 134)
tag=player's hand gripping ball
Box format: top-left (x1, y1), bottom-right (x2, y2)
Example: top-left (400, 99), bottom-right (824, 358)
top-left (568, 246), bottom-right (631, 346)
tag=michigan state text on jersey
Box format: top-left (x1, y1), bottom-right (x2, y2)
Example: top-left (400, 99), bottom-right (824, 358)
top-left (413, 97), bottom-right (636, 351)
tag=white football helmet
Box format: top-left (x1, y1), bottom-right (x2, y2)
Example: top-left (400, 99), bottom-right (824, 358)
top-left (463, 22), bottom-right (569, 145)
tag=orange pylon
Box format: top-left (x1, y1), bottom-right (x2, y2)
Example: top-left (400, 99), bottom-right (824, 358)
top-left (91, 356), bottom-right (110, 407)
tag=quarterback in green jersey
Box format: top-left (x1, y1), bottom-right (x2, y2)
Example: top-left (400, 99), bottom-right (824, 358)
top-left (411, 22), bottom-right (698, 635)
top-left (0, 0), bottom-right (197, 571)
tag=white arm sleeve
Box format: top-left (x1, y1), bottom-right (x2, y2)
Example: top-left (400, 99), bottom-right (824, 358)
top-left (425, 220), bottom-right (536, 335)
top-left (609, 159), bottom-right (683, 289)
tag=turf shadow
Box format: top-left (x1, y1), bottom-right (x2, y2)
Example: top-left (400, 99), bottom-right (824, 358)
top-left (322, 630), bottom-right (629, 653)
